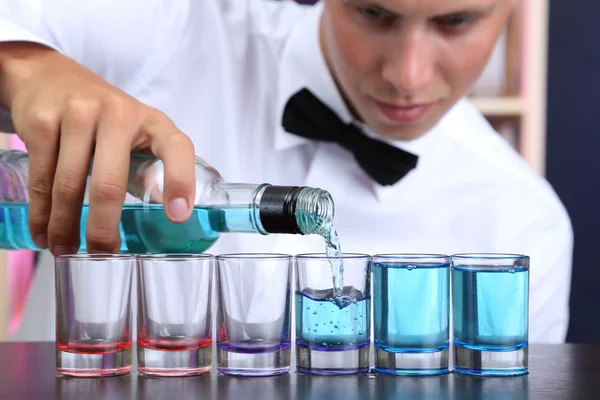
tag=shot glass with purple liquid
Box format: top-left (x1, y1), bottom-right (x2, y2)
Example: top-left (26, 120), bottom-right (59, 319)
top-left (216, 253), bottom-right (292, 376)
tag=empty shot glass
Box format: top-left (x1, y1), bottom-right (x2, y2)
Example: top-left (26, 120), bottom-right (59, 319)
top-left (372, 254), bottom-right (450, 376)
top-left (55, 254), bottom-right (134, 377)
top-left (216, 253), bottom-right (293, 376)
top-left (452, 253), bottom-right (530, 376)
top-left (295, 253), bottom-right (371, 375)
top-left (136, 254), bottom-right (214, 376)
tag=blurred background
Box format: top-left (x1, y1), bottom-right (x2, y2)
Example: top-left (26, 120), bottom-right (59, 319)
top-left (0, 0), bottom-right (597, 343)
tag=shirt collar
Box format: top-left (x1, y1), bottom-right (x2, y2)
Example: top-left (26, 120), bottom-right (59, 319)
top-left (274, 2), bottom-right (352, 151)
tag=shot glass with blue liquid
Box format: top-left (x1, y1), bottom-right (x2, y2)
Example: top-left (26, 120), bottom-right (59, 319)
top-left (295, 253), bottom-right (371, 375)
top-left (452, 253), bottom-right (529, 376)
top-left (372, 254), bottom-right (450, 376)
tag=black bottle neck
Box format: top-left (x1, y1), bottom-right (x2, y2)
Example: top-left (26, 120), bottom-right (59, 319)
top-left (258, 186), bottom-right (305, 234)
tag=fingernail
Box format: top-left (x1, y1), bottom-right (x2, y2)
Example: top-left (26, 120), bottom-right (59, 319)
top-left (34, 233), bottom-right (48, 249)
top-left (167, 197), bottom-right (189, 221)
top-left (52, 245), bottom-right (74, 257)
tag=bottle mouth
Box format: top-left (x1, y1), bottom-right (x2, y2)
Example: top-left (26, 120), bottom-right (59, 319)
top-left (257, 186), bottom-right (336, 236)
top-left (294, 188), bottom-right (335, 236)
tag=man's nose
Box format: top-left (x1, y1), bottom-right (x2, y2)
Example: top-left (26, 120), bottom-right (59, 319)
top-left (381, 31), bottom-right (435, 97)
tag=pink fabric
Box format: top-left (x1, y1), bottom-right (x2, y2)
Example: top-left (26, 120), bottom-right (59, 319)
top-left (9, 136), bottom-right (26, 151)
top-left (6, 135), bottom-right (35, 336)
top-left (6, 251), bottom-right (35, 335)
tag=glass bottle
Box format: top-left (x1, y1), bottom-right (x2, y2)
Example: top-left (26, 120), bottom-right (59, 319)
top-left (0, 150), bottom-right (335, 253)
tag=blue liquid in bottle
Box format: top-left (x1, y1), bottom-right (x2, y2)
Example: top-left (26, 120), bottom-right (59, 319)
top-left (0, 150), bottom-right (338, 255)
top-left (0, 203), bottom-right (259, 253)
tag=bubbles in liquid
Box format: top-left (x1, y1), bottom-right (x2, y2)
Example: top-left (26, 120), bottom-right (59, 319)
top-left (312, 311), bottom-right (317, 315)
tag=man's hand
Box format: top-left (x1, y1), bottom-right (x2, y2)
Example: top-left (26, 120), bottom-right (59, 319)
top-left (0, 42), bottom-right (196, 255)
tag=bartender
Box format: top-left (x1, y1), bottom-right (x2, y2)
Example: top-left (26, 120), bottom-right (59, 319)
top-left (0, 0), bottom-right (572, 343)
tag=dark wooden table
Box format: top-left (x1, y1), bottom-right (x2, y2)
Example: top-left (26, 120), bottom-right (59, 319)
top-left (1, 342), bottom-right (599, 399)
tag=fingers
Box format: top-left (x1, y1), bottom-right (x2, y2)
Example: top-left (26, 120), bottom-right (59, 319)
top-left (85, 103), bottom-right (135, 253)
top-left (147, 113), bottom-right (196, 223)
top-left (20, 91), bottom-right (194, 255)
top-left (47, 99), bottom-right (97, 255)
top-left (21, 109), bottom-right (60, 250)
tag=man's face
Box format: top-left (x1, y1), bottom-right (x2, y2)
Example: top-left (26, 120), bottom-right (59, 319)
top-left (320, 0), bottom-right (514, 140)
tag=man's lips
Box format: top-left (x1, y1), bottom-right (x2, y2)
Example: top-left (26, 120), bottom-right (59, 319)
top-left (373, 99), bottom-right (434, 123)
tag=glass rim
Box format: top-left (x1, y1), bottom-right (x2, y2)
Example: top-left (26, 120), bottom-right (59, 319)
top-left (136, 253), bottom-right (215, 261)
top-left (373, 253), bottom-right (450, 260)
top-left (295, 253), bottom-right (371, 260)
top-left (452, 253), bottom-right (529, 260)
top-left (216, 253), bottom-right (293, 260)
top-left (54, 253), bottom-right (135, 261)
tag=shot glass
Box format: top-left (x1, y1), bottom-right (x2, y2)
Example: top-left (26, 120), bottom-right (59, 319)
top-left (452, 253), bottom-right (530, 376)
top-left (136, 254), bottom-right (214, 376)
top-left (216, 253), bottom-right (293, 376)
top-left (55, 254), bottom-right (134, 377)
top-left (372, 254), bottom-right (450, 376)
top-left (295, 253), bottom-right (371, 375)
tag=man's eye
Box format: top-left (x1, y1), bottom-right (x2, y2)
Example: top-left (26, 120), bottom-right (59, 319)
top-left (356, 6), bottom-right (386, 21)
top-left (436, 14), bottom-right (475, 30)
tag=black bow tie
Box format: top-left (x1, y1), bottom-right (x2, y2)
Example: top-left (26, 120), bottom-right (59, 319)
top-left (282, 88), bottom-right (419, 186)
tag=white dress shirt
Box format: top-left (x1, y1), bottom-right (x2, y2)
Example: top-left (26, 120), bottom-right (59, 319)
top-left (1, 0), bottom-right (573, 343)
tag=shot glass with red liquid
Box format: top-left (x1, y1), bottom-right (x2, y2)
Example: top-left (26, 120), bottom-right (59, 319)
top-left (55, 254), bottom-right (135, 377)
top-left (136, 254), bottom-right (214, 376)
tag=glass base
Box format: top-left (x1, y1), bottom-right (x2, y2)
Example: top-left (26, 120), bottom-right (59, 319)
top-left (296, 344), bottom-right (370, 375)
top-left (453, 343), bottom-right (528, 376)
top-left (217, 346), bottom-right (291, 376)
top-left (374, 347), bottom-right (449, 376)
top-left (137, 345), bottom-right (212, 376)
top-left (56, 347), bottom-right (132, 377)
